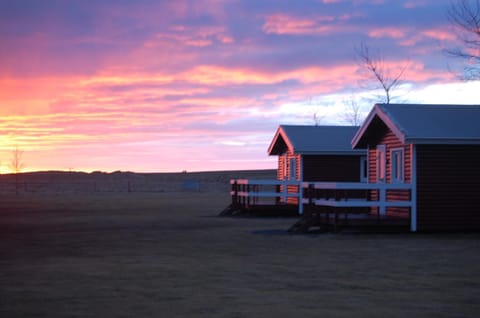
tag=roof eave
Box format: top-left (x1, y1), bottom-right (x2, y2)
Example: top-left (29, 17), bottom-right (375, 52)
top-left (352, 104), bottom-right (407, 148)
top-left (351, 105), bottom-right (379, 148)
top-left (405, 138), bottom-right (480, 145)
top-left (295, 150), bottom-right (366, 155)
top-left (267, 126), bottom-right (295, 155)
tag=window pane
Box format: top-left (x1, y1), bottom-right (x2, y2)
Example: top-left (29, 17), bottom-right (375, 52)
top-left (391, 149), bottom-right (404, 182)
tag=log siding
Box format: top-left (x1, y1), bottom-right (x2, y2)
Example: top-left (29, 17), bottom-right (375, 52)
top-left (277, 151), bottom-right (301, 204)
top-left (302, 155), bottom-right (362, 182)
top-left (367, 128), bottom-right (411, 217)
top-left (278, 153), bottom-right (363, 205)
top-left (416, 145), bottom-right (480, 231)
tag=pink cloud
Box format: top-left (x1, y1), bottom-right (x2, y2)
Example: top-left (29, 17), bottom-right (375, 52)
top-left (403, 1), bottom-right (428, 9)
top-left (368, 27), bottom-right (407, 39)
top-left (399, 28), bottom-right (456, 47)
top-left (263, 14), bottom-right (335, 35)
top-left (421, 29), bottom-right (456, 42)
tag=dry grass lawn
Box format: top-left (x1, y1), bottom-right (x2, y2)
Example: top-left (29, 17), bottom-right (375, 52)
top-left (1, 171), bottom-right (480, 317)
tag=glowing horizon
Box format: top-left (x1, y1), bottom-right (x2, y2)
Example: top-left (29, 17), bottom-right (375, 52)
top-left (1, 0), bottom-right (478, 173)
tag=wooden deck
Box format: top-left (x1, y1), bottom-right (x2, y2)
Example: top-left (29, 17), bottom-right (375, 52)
top-left (288, 209), bottom-right (410, 233)
top-left (219, 203), bottom-right (298, 217)
top-left (222, 179), bottom-right (412, 232)
top-left (220, 179), bottom-right (302, 216)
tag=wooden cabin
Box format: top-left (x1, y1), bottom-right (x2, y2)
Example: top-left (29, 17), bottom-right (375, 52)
top-left (352, 103), bottom-right (480, 232)
top-left (268, 125), bottom-right (367, 211)
top-left (223, 125), bottom-right (366, 216)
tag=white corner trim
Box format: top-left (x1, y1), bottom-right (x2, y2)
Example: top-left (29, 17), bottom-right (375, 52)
top-left (410, 144), bottom-right (417, 232)
top-left (299, 155), bottom-right (304, 215)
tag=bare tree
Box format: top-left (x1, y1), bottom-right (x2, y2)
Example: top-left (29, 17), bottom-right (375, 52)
top-left (10, 147), bottom-right (25, 173)
top-left (446, 0), bottom-right (480, 80)
top-left (341, 96), bottom-right (365, 126)
top-left (312, 112), bottom-right (324, 126)
top-left (10, 147), bottom-right (25, 195)
top-left (355, 41), bottom-right (408, 104)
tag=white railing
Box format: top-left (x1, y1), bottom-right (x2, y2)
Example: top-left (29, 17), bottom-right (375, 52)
top-left (301, 182), bottom-right (412, 216)
top-left (229, 179), bottom-right (412, 218)
top-left (230, 179), bottom-right (301, 208)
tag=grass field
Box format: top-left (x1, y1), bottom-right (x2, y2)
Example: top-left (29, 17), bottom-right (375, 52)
top-left (1, 171), bottom-right (480, 317)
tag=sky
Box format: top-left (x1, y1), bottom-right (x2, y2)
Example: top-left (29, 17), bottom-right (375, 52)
top-left (1, 0), bottom-right (479, 173)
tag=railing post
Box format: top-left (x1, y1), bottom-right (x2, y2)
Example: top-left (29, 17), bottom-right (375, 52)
top-left (232, 180), bottom-right (238, 206)
top-left (241, 183), bottom-right (246, 206)
top-left (275, 183), bottom-right (280, 204)
top-left (282, 179), bottom-right (287, 203)
top-left (297, 182), bottom-right (303, 214)
top-left (307, 183), bottom-right (314, 206)
top-left (379, 186), bottom-right (386, 216)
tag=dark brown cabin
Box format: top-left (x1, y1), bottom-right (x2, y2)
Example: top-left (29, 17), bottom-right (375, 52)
top-left (268, 125), bottom-right (366, 211)
top-left (352, 103), bottom-right (480, 232)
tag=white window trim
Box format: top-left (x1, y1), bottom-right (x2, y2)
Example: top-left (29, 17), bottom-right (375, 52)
top-left (390, 147), bottom-right (405, 183)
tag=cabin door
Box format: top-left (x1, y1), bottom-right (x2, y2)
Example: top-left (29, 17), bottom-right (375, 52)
top-left (360, 156), bottom-right (368, 182)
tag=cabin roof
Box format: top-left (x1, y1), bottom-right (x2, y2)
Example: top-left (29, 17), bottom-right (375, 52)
top-left (268, 125), bottom-right (365, 155)
top-left (352, 104), bottom-right (480, 148)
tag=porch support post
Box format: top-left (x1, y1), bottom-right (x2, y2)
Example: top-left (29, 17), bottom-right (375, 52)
top-left (298, 156), bottom-right (304, 215)
top-left (410, 144), bottom-right (417, 232)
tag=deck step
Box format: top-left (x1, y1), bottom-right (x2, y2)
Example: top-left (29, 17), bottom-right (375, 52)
top-left (288, 214), bottom-right (330, 233)
top-left (219, 204), bottom-right (298, 217)
top-left (288, 211), bottom-right (410, 233)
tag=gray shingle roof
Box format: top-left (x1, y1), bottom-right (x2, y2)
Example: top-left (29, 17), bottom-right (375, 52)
top-left (352, 104), bottom-right (480, 147)
top-left (268, 125), bottom-right (365, 155)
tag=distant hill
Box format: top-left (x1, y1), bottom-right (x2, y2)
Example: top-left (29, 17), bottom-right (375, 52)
top-left (0, 169), bottom-right (277, 194)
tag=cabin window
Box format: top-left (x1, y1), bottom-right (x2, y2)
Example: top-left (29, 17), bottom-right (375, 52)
top-left (289, 158), bottom-right (296, 181)
top-left (376, 145), bottom-right (386, 183)
top-left (391, 148), bottom-right (404, 183)
top-left (360, 156), bottom-right (368, 182)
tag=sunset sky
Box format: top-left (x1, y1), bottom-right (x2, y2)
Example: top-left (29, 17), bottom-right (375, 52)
top-left (1, 0), bottom-right (479, 173)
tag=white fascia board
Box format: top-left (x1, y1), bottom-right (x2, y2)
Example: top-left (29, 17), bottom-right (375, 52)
top-left (352, 104), bottom-right (407, 148)
top-left (267, 126), bottom-right (282, 155)
top-left (351, 104), bottom-right (380, 148)
top-left (267, 126), bottom-right (295, 155)
top-left (374, 105), bottom-right (407, 144)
